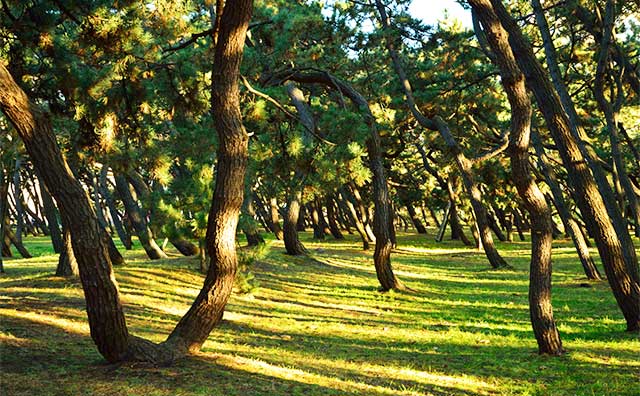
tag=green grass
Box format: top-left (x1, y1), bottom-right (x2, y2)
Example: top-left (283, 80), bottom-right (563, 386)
top-left (1, 231), bottom-right (639, 396)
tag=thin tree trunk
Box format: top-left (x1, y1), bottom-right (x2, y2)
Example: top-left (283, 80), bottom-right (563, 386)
top-left (100, 167), bottom-right (132, 250)
top-left (114, 174), bottom-right (167, 260)
top-left (36, 170), bottom-right (63, 253)
top-left (532, 132), bottom-right (602, 280)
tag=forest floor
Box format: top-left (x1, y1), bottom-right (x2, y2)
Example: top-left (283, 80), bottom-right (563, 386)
top-left (0, 232), bottom-right (639, 396)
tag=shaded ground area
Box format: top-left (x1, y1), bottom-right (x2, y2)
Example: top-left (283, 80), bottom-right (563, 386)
top-left (1, 232), bottom-right (639, 395)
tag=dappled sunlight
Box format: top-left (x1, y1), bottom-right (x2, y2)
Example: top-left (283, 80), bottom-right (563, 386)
top-left (2, 234), bottom-right (639, 395)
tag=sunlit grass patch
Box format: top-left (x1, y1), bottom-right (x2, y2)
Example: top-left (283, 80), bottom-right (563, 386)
top-left (1, 233), bottom-right (639, 395)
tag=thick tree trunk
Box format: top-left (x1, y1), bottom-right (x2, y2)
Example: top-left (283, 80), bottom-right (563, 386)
top-left (114, 174), bottom-right (167, 260)
top-left (471, 4), bottom-right (564, 353)
top-left (165, 0), bottom-right (254, 355)
top-left (283, 190), bottom-right (307, 255)
top-left (0, 64), bottom-right (130, 362)
top-left (482, 0), bottom-right (640, 331)
top-left (170, 238), bottom-right (200, 256)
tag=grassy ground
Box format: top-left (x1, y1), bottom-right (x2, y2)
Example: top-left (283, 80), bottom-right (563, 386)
top-left (1, 231), bottom-right (638, 396)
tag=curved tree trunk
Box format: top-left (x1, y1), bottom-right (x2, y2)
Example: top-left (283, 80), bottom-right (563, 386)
top-left (532, 132), bottom-right (601, 280)
top-left (114, 174), bottom-right (167, 260)
top-left (325, 195), bottom-right (344, 240)
top-left (471, 4), bottom-right (564, 353)
top-left (165, 0), bottom-right (254, 355)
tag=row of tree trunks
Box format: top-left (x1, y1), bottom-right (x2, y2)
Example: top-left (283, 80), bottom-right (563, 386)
top-left (485, 0), bottom-right (640, 331)
top-left (374, 0), bottom-right (508, 270)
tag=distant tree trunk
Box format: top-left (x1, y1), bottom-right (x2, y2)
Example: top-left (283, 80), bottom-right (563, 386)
top-left (310, 201), bottom-right (326, 240)
top-left (512, 209), bottom-right (526, 241)
top-left (325, 195), bottom-right (344, 240)
top-left (241, 190), bottom-right (264, 247)
top-left (480, 0), bottom-right (639, 331)
top-left (0, 165), bottom-right (7, 272)
top-left (170, 238), bottom-right (200, 256)
top-left (114, 174), bottom-right (167, 260)
top-left (56, 225), bottom-right (79, 277)
top-left (36, 171), bottom-right (63, 253)
top-left (472, 1), bottom-right (564, 354)
top-left (269, 197), bottom-right (284, 240)
top-left (532, 132), bottom-right (601, 280)
top-left (375, 2), bottom-right (507, 269)
top-left (12, 157), bottom-right (24, 243)
top-left (340, 189), bottom-right (370, 250)
top-left (3, 217), bottom-right (31, 258)
top-left (283, 190), bottom-right (307, 255)
top-left (99, 167), bottom-right (132, 250)
top-left (404, 200), bottom-right (427, 234)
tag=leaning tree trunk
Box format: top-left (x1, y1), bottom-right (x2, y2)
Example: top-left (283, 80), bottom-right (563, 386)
top-left (0, 64), bottom-right (130, 362)
top-left (484, 0), bottom-right (640, 331)
top-left (532, 132), bottom-right (602, 280)
top-left (269, 197), bottom-right (284, 240)
top-left (472, 4), bottom-right (564, 353)
top-left (0, 164), bottom-right (6, 272)
top-left (114, 174), bottom-right (167, 260)
top-left (36, 170), bottom-right (63, 253)
top-left (99, 166), bottom-right (132, 250)
top-left (340, 189), bottom-right (370, 250)
top-left (325, 195), bottom-right (344, 240)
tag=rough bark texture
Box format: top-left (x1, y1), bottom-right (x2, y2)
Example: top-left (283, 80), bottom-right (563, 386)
top-left (484, 0), bottom-right (640, 331)
top-left (165, 0), bottom-right (254, 354)
top-left (0, 64), bottom-right (130, 362)
top-left (470, 1), bottom-right (564, 353)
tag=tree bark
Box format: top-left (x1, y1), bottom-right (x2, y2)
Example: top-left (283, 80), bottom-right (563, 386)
top-left (532, 132), bottom-right (602, 280)
top-left (325, 195), bottom-right (345, 239)
top-left (56, 225), bottom-right (79, 277)
top-left (0, 64), bottom-right (130, 362)
top-left (99, 167), bottom-right (132, 250)
top-left (471, 2), bottom-right (564, 353)
top-left (165, 0), bottom-right (254, 354)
